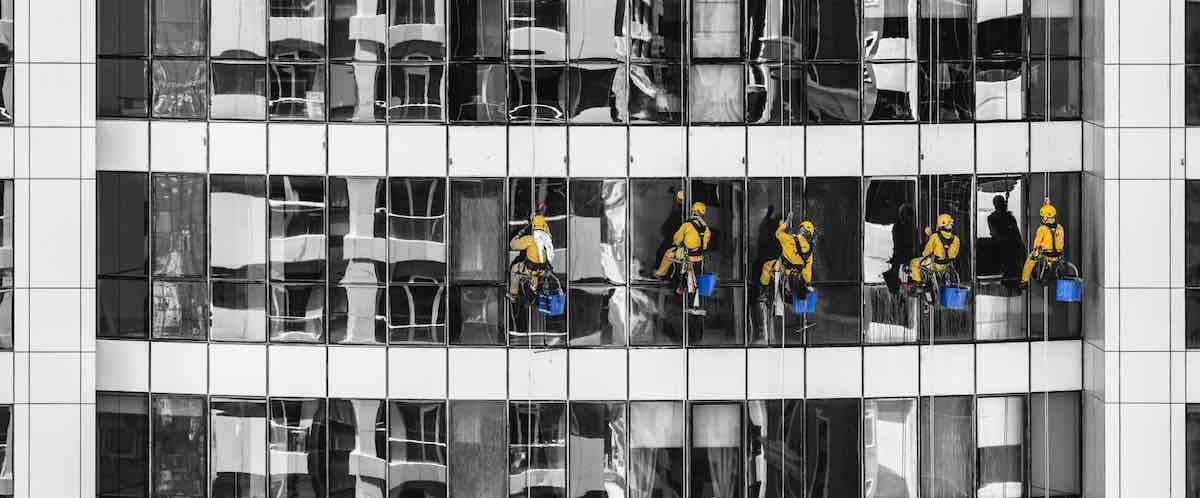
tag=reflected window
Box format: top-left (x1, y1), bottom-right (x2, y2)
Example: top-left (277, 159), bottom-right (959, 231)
top-left (863, 177), bottom-right (916, 344)
top-left (269, 63), bottom-right (327, 120)
top-left (1189, 181), bottom-right (1200, 346)
top-left (210, 399), bottom-right (268, 498)
top-left (626, 0), bottom-right (684, 61)
top-left (210, 0), bottom-right (267, 58)
top-left (919, 175), bottom-right (974, 342)
top-left (509, 0), bottom-right (567, 61)
top-left (806, 63), bottom-right (861, 122)
top-left (449, 401), bottom-right (506, 496)
top-left (152, 395), bottom-right (207, 498)
top-left (746, 400), bottom-right (785, 495)
top-left (151, 59), bottom-right (208, 119)
top-left (628, 63), bottom-right (684, 123)
top-left (863, 0), bottom-right (916, 62)
top-left (330, 0), bottom-right (386, 61)
top-left (389, 283), bottom-right (447, 344)
top-left (975, 60), bottom-right (1024, 121)
top-left (153, 0), bottom-right (207, 56)
top-left (806, 398), bottom-right (860, 497)
top-left (329, 177), bottom-right (387, 284)
top-left (918, 0), bottom-right (972, 61)
top-left (99, 278), bottom-right (150, 339)
top-left (977, 0), bottom-right (1024, 59)
top-left (211, 175), bottom-right (268, 281)
top-left (864, 62), bottom-right (917, 121)
top-left (629, 286), bottom-right (683, 346)
top-left (330, 285), bottom-right (387, 344)
top-left (692, 0), bottom-right (741, 58)
top-left (918, 60), bottom-right (973, 122)
top-left (1030, 392), bottom-right (1080, 497)
top-left (449, 0), bottom-right (506, 59)
top-left (690, 403), bottom-right (742, 498)
top-left (390, 178), bottom-right (447, 282)
top-left (975, 176), bottom-right (1027, 340)
top-left (568, 286), bottom-right (627, 346)
top-left (211, 62), bottom-right (268, 120)
top-left (269, 0), bottom-right (326, 60)
top-left (152, 173), bottom-right (207, 278)
top-left (269, 283), bottom-right (325, 342)
top-left (863, 398), bottom-right (918, 498)
top-left (211, 281), bottom-right (267, 342)
top-left (689, 64), bottom-right (744, 123)
top-left (1030, 0), bottom-right (1079, 58)
top-left (99, 172), bottom-right (149, 278)
top-left (629, 402), bottom-right (684, 497)
top-left (1029, 58), bottom-right (1080, 120)
top-left (99, 393), bottom-right (149, 498)
top-left (152, 280), bottom-right (209, 340)
top-left (977, 396), bottom-right (1026, 496)
top-left (450, 179), bottom-right (505, 282)
top-left (568, 0), bottom-right (625, 60)
top-left (389, 64), bottom-right (445, 121)
top-left (329, 63), bottom-right (387, 121)
top-left (508, 64), bottom-right (568, 123)
top-left (688, 286), bottom-right (745, 346)
top-left (0, 66), bottom-right (12, 124)
top-left (1027, 172), bottom-right (1081, 339)
top-left (920, 396), bottom-right (974, 498)
top-left (269, 399), bottom-right (327, 498)
top-left (569, 179), bottom-right (627, 284)
top-left (509, 402), bottom-right (567, 497)
top-left (805, 0), bottom-right (859, 60)
top-left (746, 0), bottom-right (803, 61)
top-left (388, 401), bottom-right (447, 497)
top-left (1189, 404), bottom-right (1200, 498)
top-left (568, 402), bottom-right (626, 498)
top-left (629, 179), bottom-right (683, 282)
top-left (447, 63), bottom-right (508, 122)
top-left (98, 58), bottom-right (149, 118)
top-left (329, 399), bottom-right (387, 497)
top-left (449, 285), bottom-right (506, 345)
top-left (269, 176), bottom-right (326, 282)
top-left (99, 0), bottom-right (149, 56)
top-left (389, 0), bottom-right (447, 61)
top-left (746, 64), bottom-right (804, 124)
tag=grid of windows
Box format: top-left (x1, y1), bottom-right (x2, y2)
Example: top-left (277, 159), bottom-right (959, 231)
top-left (96, 172), bottom-right (1082, 346)
top-left (94, 0), bottom-right (1080, 123)
top-left (96, 392), bottom-right (1081, 498)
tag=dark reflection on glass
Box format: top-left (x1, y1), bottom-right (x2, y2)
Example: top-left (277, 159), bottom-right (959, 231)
top-left (692, 0), bottom-right (741, 58)
top-left (918, 0), bottom-right (972, 61)
top-left (1029, 58), bottom-right (1080, 120)
top-left (690, 403), bottom-right (742, 498)
top-left (805, 178), bottom-right (861, 282)
top-left (747, 0), bottom-right (803, 61)
top-left (390, 284), bottom-right (447, 344)
top-left (747, 178), bottom-right (786, 345)
top-left (630, 179), bottom-right (683, 282)
top-left (629, 402), bottom-right (684, 498)
top-left (0, 290), bottom-right (10, 350)
top-left (390, 0), bottom-right (446, 61)
top-left (508, 64), bottom-right (568, 123)
top-left (509, 402), bottom-right (568, 497)
top-left (976, 176), bottom-right (1026, 340)
top-left (918, 61), bottom-right (973, 122)
top-left (782, 399), bottom-right (805, 494)
top-left (627, 0), bottom-right (683, 60)
top-left (391, 178), bottom-right (446, 282)
top-left (510, 298), bottom-right (568, 347)
top-left (210, 0), bottom-right (266, 58)
top-left (863, 398), bottom-right (918, 498)
top-left (98, 59), bottom-right (150, 117)
top-left (211, 62), bottom-right (268, 120)
top-left (99, 393), bottom-right (150, 498)
top-left (629, 286), bottom-right (683, 346)
top-left (99, 0), bottom-right (148, 56)
top-left (977, 396), bottom-right (1025, 497)
top-left (805, 0), bottom-right (859, 60)
top-left (805, 398), bottom-right (860, 498)
top-left (689, 285), bottom-right (745, 346)
top-left (329, 177), bottom-right (386, 284)
top-left (153, 173), bottom-right (207, 278)
top-left (388, 401), bottom-right (447, 498)
top-left (269, 283), bottom-right (325, 342)
top-left (451, 179), bottom-right (505, 282)
top-left (328, 63), bottom-right (387, 121)
top-left (153, 0), bottom-right (207, 56)
top-left (806, 63), bottom-right (861, 122)
top-left (919, 396), bottom-right (974, 498)
top-left (99, 172), bottom-right (149, 277)
top-left (449, 401), bottom-right (506, 497)
top-left (269, 398), bottom-right (327, 498)
top-left (975, 60), bottom-right (1024, 121)
top-left (568, 402), bottom-right (626, 498)
top-left (211, 175), bottom-right (267, 280)
top-left (976, 0), bottom-right (1023, 59)
top-left (568, 286), bottom-right (627, 346)
top-left (864, 63), bottom-right (917, 121)
top-left (1031, 392), bottom-right (1080, 498)
top-left (567, 63), bottom-right (626, 123)
top-left (1192, 405), bottom-right (1200, 498)
top-left (863, 178), bottom-right (918, 344)
top-left (690, 64), bottom-right (745, 123)
top-left (449, 285), bottom-right (506, 345)
top-left (746, 64), bottom-right (804, 124)
top-left (269, 63), bottom-right (327, 120)
top-left (269, 0), bottom-right (326, 60)
top-left (270, 176), bottom-right (326, 282)
top-left (1188, 180), bottom-right (1200, 287)
top-left (1028, 172), bottom-right (1081, 339)
top-left (509, 0), bottom-right (567, 61)
top-left (211, 281), bottom-right (267, 342)
top-left (568, 0), bottom-right (625, 60)
top-left (152, 395), bottom-right (207, 498)
top-left (329, 285), bottom-right (387, 344)
top-left (389, 64), bottom-right (445, 121)
top-left (689, 179), bottom-right (744, 281)
top-left (919, 175), bottom-right (973, 342)
top-left (152, 59), bottom-right (208, 119)
top-left (330, 0), bottom-right (386, 61)
top-left (1191, 291), bottom-right (1200, 348)
top-left (863, 0), bottom-right (915, 62)
top-left (802, 283), bottom-right (860, 345)
top-left (329, 399), bottom-right (387, 497)
top-left (447, 63), bottom-right (508, 121)
top-left (746, 400), bottom-right (784, 496)
top-left (99, 278), bottom-right (150, 339)
top-left (210, 398), bottom-right (267, 498)
top-left (1030, 0), bottom-right (1079, 57)
top-left (152, 280), bottom-right (209, 340)
top-left (0, 67), bottom-right (9, 124)
top-left (1190, 67), bottom-right (1200, 126)
top-left (449, 0), bottom-right (505, 59)
top-left (1190, 0), bottom-right (1200, 64)
top-left (570, 180), bottom-right (626, 284)
top-left (628, 63), bottom-right (684, 123)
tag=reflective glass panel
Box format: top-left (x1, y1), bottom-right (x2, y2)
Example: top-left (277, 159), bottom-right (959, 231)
top-left (863, 398), bottom-right (918, 498)
top-left (977, 396), bottom-right (1026, 497)
top-left (449, 285), bottom-right (506, 345)
top-left (747, 178), bottom-right (787, 345)
top-left (918, 60), bottom-right (973, 122)
top-left (389, 0), bottom-right (447, 61)
top-left (746, 400), bottom-right (784, 496)
top-left (152, 280), bottom-right (209, 340)
top-left (449, 0), bottom-right (505, 59)
top-left (98, 59), bottom-right (150, 118)
top-left (629, 179), bottom-right (683, 282)
top-left (1030, 392), bottom-right (1080, 497)
top-left (918, 0), bottom-right (972, 61)
top-left (919, 396), bottom-right (974, 498)
top-left (806, 398), bottom-right (861, 498)
top-left (629, 285), bottom-right (683, 346)
top-left (805, 177), bottom-right (861, 283)
top-left (268, 283), bottom-right (326, 342)
top-left (975, 60), bottom-right (1024, 121)
top-left (153, 0), bottom-right (207, 56)
top-left (746, 64), bottom-right (804, 124)
top-left (211, 281), bottom-right (268, 342)
top-left (98, 393), bottom-right (149, 498)
top-left (152, 173), bottom-right (207, 278)
top-left (151, 59), bottom-right (208, 119)
top-left (1189, 405), bottom-right (1200, 498)
top-left (689, 64), bottom-right (745, 123)
top-left (1030, 0), bottom-right (1079, 57)
top-left (692, 0), bottom-right (741, 58)
top-left (626, 0), bottom-right (684, 60)
top-left (389, 284), bottom-right (447, 344)
top-left (211, 62), bottom-right (268, 120)
top-left (390, 178), bottom-right (447, 282)
top-left (689, 284), bottom-right (745, 345)
top-left (1029, 58), bottom-right (1080, 120)
top-left (1188, 180), bottom-right (1200, 287)
top-left (330, 285), bottom-right (387, 344)
top-left (389, 64), bottom-right (445, 121)
top-left (919, 175), bottom-right (973, 342)
top-left (975, 176), bottom-right (1026, 340)
top-left (690, 403), bottom-right (742, 498)
top-left (211, 175), bottom-right (268, 281)
top-left (388, 401), bottom-right (447, 497)
top-left (977, 0), bottom-right (1024, 59)
top-left (863, 178), bottom-right (918, 344)
top-left (508, 0), bottom-right (567, 61)
top-left (568, 402), bottom-right (626, 498)
top-left (508, 64), bottom-right (568, 123)
top-left (1190, 67), bottom-right (1200, 126)
top-left (330, 0), bottom-right (386, 60)
top-left (628, 63), bottom-right (684, 123)
top-left (269, 0), bottom-right (326, 60)
top-left (99, 0), bottom-right (148, 56)
top-left (328, 399), bottom-right (387, 497)
top-left (329, 63), bottom-right (388, 121)
top-left (447, 63), bottom-right (508, 122)
top-left (509, 402), bottom-right (567, 497)
top-left (329, 177), bottom-right (387, 284)
top-left (0, 290), bottom-right (10, 350)
top-left (806, 63), bottom-right (861, 122)
top-left (570, 179), bottom-right (627, 285)
top-left (210, 398), bottom-right (268, 498)
top-left (686, 178), bottom-right (743, 279)
top-left (805, 0), bottom-right (859, 60)
top-left (98, 277), bottom-right (150, 339)
top-left (746, 0), bottom-right (803, 60)
top-left (269, 176), bottom-right (326, 282)
top-left (864, 62), bottom-right (917, 121)
top-left (568, 0), bottom-right (625, 60)
top-left (629, 402), bottom-right (684, 497)
top-left (269, 63), bottom-right (327, 120)
top-left (0, 66), bottom-right (11, 124)
top-left (99, 172), bottom-right (149, 277)
top-left (568, 286), bottom-right (628, 346)
top-left (269, 399), bottom-right (327, 498)
top-left (152, 395), bottom-right (207, 498)
top-left (449, 401), bottom-right (506, 497)
top-left (863, 0), bottom-right (916, 62)
top-left (450, 179), bottom-right (505, 282)
top-left (211, 0), bottom-right (267, 58)
top-left (1027, 172), bottom-right (1081, 339)
top-left (567, 63), bottom-right (627, 122)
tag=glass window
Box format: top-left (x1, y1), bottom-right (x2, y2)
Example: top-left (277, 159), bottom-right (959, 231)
top-left (689, 64), bottom-right (745, 123)
top-left (567, 63), bottom-right (626, 123)
top-left (329, 63), bottom-right (388, 121)
top-left (629, 286), bottom-right (684, 346)
top-left (977, 396), bottom-right (1026, 496)
top-left (628, 63), bottom-right (684, 123)
top-left (151, 59), bottom-right (208, 119)
top-left (509, 402), bottom-right (567, 497)
top-left (690, 403), bottom-right (742, 497)
top-left (449, 401), bottom-right (506, 497)
top-left (329, 177), bottom-right (387, 284)
top-left (919, 396), bottom-right (974, 498)
top-left (864, 63), bottom-right (918, 122)
top-left (0, 66), bottom-right (11, 124)
top-left (568, 0), bottom-right (625, 60)
top-left (1030, 391), bottom-right (1080, 497)
top-left (977, 0), bottom-right (1024, 59)
top-left (802, 178), bottom-right (863, 345)
top-left (330, 285), bottom-right (387, 344)
top-left (1190, 66), bottom-right (1200, 126)
top-left (152, 173), bottom-right (207, 278)
top-left (99, 172), bottom-right (149, 278)
top-left (449, 285), bottom-right (506, 345)
top-left (447, 63), bottom-right (508, 122)
top-left (269, 283), bottom-right (325, 342)
top-left (627, 0), bottom-right (684, 61)
top-left (152, 280), bottom-right (209, 340)
top-left (863, 0), bottom-right (916, 62)
top-left (747, 178), bottom-right (787, 344)
top-left (568, 286), bottom-right (628, 346)
top-left (918, 61), bottom-right (973, 122)
top-left (863, 177), bottom-right (917, 344)
top-left (450, 179), bottom-right (505, 282)
top-left (0, 405), bottom-right (10, 495)
top-left (389, 283), bottom-right (447, 344)
top-left (1030, 0), bottom-right (1079, 58)
top-left (629, 402), bottom-right (684, 497)
top-left (99, 393), bottom-right (149, 498)
top-left (746, 64), bottom-right (805, 124)
top-left (747, 0), bottom-right (802, 61)
top-left (806, 63), bottom-right (861, 122)
top-left (388, 401), bottom-right (447, 497)
top-left (508, 0), bottom-right (567, 61)
top-left (330, 0), bottom-right (386, 61)
top-left (269, 0), bottom-right (326, 60)
top-left (1027, 172), bottom-right (1081, 339)
top-left (508, 64), bottom-right (568, 123)
top-left (1187, 180), bottom-right (1200, 288)
top-left (863, 398), bottom-right (918, 498)
top-left (270, 176), bottom-right (326, 282)
top-left (805, 0), bottom-right (859, 60)
top-left (210, 398), bottom-right (268, 498)
top-left (805, 398), bottom-right (861, 498)
top-left (1189, 404), bottom-right (1200, 498)
top-left (975, 60), bottom-right (1024, 121)
top-left (746, 400), bottom-right (784, 495)
top-left (99, 0), bottom-right (148, 56)
top-left (210, 0), bottom-right (267, 58)
top-left (449, 0), bottom-right (505, 59)
top-left (568, 402), bottom-right (626, 498)
top-left (1189, 0), bottom-right (1200, 64)
top-left (684, 178), bottom-right (743, 282)
top-left (152, 395), bottom-right (207, 498)
top-left (389, 0), bottom-right (447, 61)
top-left (975, 176), bottom-right (1027, 340)
top-left (919, 175), bottom-right (974, 342)
top-left (389, 64), bottom-right (445, 121)
top-left (269, 63), bottom-right (327, 120)
top-left (1029, 58), bottom-right (1080, 120)
top-left (211, 175), bottom-right (268, 281)
top-left (918, 0), bottom-right (972, 61)
top-left (569, 179), bottom-right (626, 285)
top-left (629, 178), bottom-right (683, 282)
top-left (329, 399), bottom-right (387, 497)
top-left (390, 178), bottom-right (447, 282)
top-left (99, 277), bottom-right (150, 339)
top-left (269, 399), bottom-right (326, 497)
top-left (99, 59), bottom-right (150, 118)
top-left (692, 0), bottom-right (741, 58)
top-left (211, 62), bottom-right (268, 120)
top-left (212, 281), bottom-right (267, 342)
top-left (153, 0), bottom-right (207, 56)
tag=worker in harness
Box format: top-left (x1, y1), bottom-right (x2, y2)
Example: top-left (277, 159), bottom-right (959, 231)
top-left (1021, 200), bottom-right (1066, 287)
top-left (653, 201), bottom-right (711, 290)
top-left (907, 213), bottom-right (960, 293)
top-left (759, 216), bottom-right (816, 300)
top-left (509, 214), bottom-right (555, 301)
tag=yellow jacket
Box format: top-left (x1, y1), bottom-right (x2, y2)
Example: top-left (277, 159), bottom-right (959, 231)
top-left (776, 223), bottom-right (812, 266)
top-left (511, 234), bottom-right (548, 264)
top-left (672, 217), bottom-right (711, 253)
top-left (921, 230), bottom-right (960, 264)
top-left (1032, 223), bottom-right (1065, 256)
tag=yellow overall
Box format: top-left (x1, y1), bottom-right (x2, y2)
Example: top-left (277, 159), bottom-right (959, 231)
top-left (1021, 223), bottom-right (1065, 283)
top-left (759, 222), bottom-right (813, 286)
top-left (910, 230), bottom-right (960, 283)
top-left (509, 232), bottom-right (551, 295)
top-left (654, 217), bottom-right (712, 277)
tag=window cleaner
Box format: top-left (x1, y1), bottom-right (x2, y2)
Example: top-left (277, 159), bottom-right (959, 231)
top-left (907, 213), bottom-right (961, 292)
top-left (758, 216), bottom-right (816, 306)
top-left (1021, 199), bottom-right (1066, 288)
top-left (508, 213), bottom-right (554, 302)
top-left (654, 200), bottom-right (712, 313)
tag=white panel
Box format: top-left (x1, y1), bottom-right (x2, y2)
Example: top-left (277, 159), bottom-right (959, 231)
top-left (1119, 288), bottom-right (1170, 350)
top-left (1119, 404), bottom-right (1170, 498)
top-left (29, 352), bottom-right (81, 403)
top-left (28, 62), bottom-right (81, 126)
top-left (863, 124), bottom-right (918, 175)
top-left (97, 120), bottom-right (150, 172)
top-left (389, 347), bottom-right (447, 399)
top-left (629, 127), bottom-right (685, 177)
top-left (80, 402), bottom-right (96, 498)
top-left (919, 123), bottom-right (973, 174)
top-left (13, 351), bottom-right (24, 403)
top-left (29, 0), bottom-right (80, 62)
top-left (1030, 121), bottom-right (1082, 172)
top-left (688, 126), bottom-right (746, 177)
top-left (28, 180), bottom-right (80, 287)
top-left (568, 127), bottom-right (627, 177)
top-left (447, 347), bottom-right (507, 399)
top-left (746, 348), bottom-right (805, 399)
top-left (1118, 128), bottom-right (1170, 179)
top-left (806, 347), bottom-right (862, 398)
top-left (96, 340), bottom-right (149, 391)
top-left (1117, 0), bottom-right (1169, 63)
top-left (209, 344), bottom-right (267, 396)
top-left (806, 125), bottom-right (862, 177)
top-left (1030, 340), bottom-right (1083, 391)
top-left (0, 353), bottom-right (12, 403)
top-left (28, 288), bottom-right (80, 351)
top-left (0, 127), bottom-right (13, 178)
top-left (628, 348), bottom-right (686, 399)
top-left (80, 0), bottom-right (96, 63)
top-left (150, 342), bottom-right (207, 395)
top-left (1173, 402), bottom-right (1187, 497)
top-left (328, 346), bottom-right (386, 398)
top-left (1171, 127), bottom-right (1186, 180)
top-left (1173, 351), bottom-right (1186, 403)
top-left (328, 125), bottom-right (386, 176)
top-left (1172, 64), bottom-right (1186, 127)
top-left (29, 127), bottom-right (80, 178)
top-left (1120, 351), bottom-right (1170, 403)
top-left (1082, 121), bottom-right (1103, 176)
top-left (81, 62), bottom-right (96, 126)
top-left (746, 126), bottom-right (803, 177)
top-left (210, 122), bottom-right (267, 174)
top-left (687, 349), bottom-right (745, 400)
top-left (1103, 182), bottom-right (1120, 288)
top-left (568, 349), bottom-right (627, 400)
top-left (920, 344), bottom-right (974, 395)
top-left (975, 342), bottom-right (1029, 394)
top-left (1173, 288), bottom-right (1186, 351)
top-left (28, 405), bottom-right (81, 498)
top-left (862, 346), bottom-right (917, 397)
top-left (509, 349), bottom-right (567, 399)
top-left (1118, 65), bottom-right (1171, 127)
top-left (509, 126), bottom-right (568, 177)
top-left (1118, 180), bottom-right (1170, 287)
top-left (150, 121), bottom-right (208, 173)
top-left (82, 127), bottom-right (96, 179)
top-left (268, 124), bottom-right (327, 175)
top-left (447, 126), bottom-right (506, 176)
top-left (390, 125), bottom-right (447, 176)
top-left (268, 345), bottom-right (327, 397)
top-left (976, 122), bottom-right (1028, 174)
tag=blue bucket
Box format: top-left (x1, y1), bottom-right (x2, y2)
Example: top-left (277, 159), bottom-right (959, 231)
top-left (1056, 278), bottom-right (1083, 302)
top-left (696, 273), bottom-right (718, 297)
top-left (939, 286), bottom-right (969, 310)
top-left (792, 291), bottom-right (818, 314)
top-left (538, 292), bottom-right (565, 316)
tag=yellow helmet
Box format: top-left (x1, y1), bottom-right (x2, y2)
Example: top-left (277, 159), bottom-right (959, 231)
top-left (692, 202), bottom-right (706, 216)
top-left (675, 190), bottom-right (685, 202)
top-left (1039, 202), bottom-right (1057, 221)
top-left (936, 213), bottom-right (954, 229)
top-left (799, 220), bottom-right (816, 235)
top-left (531, 214), bottom-right (550, 232)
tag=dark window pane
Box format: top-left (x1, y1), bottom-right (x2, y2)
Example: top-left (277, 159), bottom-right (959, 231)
top-left (863, 398), bottom-right (918, 497)
top-left (450, 178), bottom-right (505, 281)
top-left (920, 396), bottom-right (974, 498)
top-left (567, 63), bottom-right (626, 122)
top-left (805, 0), bottom-right (859, 60)
top-left (99, 171), bottom-right (149, 277)
top-left (975, 176), bottom-right (1027, 340)
top-left (509, 402), bottom-right (567, 497)
top-left (629, 286), bottom-right (683, 346)
top-left (330, 0), bottom-right (386, 60)
top-left (152, 395), bottom-right (207, 498)
top-left (328, 399), bottom-right (387, 497)
top-left (389, 0), bottom-right (447, 61)
top-left (328, 177), bottom-right (387, 283)
top-left (1030, 392), bottom-right (1080, 497)
top-left (803, 283), bottom-right (861, 345)
top-left (449, 0), bottom-right (505, 59)
top-left (568, 402), bottom-right (626, 498)
top-left (210, 398), bottom-right (268, 498)
top-left (211, 175), bottom-right (268, 280)
top-left (0, 66), bottom-right (11, 123)
top-left (99, 0), bottom-right (148, 56)
top-left (448, 285), bottom-right (506, 345)
top-left (152, 280), bottom-right (209, 340)
top-left (863, 0), bottom-right (915, 62)
top-left (805, 398), bottom-right (861, 498)
top-left (152, 173), bottom-right (207, 277)
top-left (98, 277), bottom-right (150, 339)
top-left (269, 399), bottom-right (327, 498)
top-left (1030, 0), bottom-right (1079, 57)
top-left (508, 64), bottom-right (568, 123)
top-left (627, 0), bottom-right (683, 60)
top-left (1188, 404), bottom-right (1200, 498)
top-left (977, 396), bottom-right (1026, 496)
top-left (98, 58), bottom-right (149, 118)
top-left (388, 401), bottom-right (447, 497)
top-left (269, 63), bottom-right (327, 120)
top-left (98, 393), bottom-right (149, 498)
top-left (1190, 66), bottom-right (1200, 126)
top-left (977, 0), bottom-right (1023, 59)
top-left (269, 283), bottom-right (325, 342)
top-left (1189, 0), bottom-right (1200, 64)
top-left (508, 0), bottom-right (567, 61)
top-left (270, 176), bottom-right (326, 282)
top-left (449, 401), bottom-right (506, 497)
top-left (330, 285), bottom-right (387, 344)
top-left (211, 281), bottom-right (268, 342)
top-left (1027, 172), bottom-right (1081, 339)
top-left (447, 63), bottom-right (507, 122)
top-left (918, 174), bottom-right (974, 342)
top-left (864, 62), bottom-right (917, 122)
top-left (629, 178), bottom-right (683, 283)
top-left (629, 402), bottom-right (684, 497)
top-left (329, 63), bottom-right (387, 121)
top-left (746, 400), bottom-right (785, 496)
top-left (690, 403), bottom-right (742, 498)
top-left (269, 0), bottom-right (326, 60)
top-left (389, 178), bottom-right (447, 282)
top-left (211, 62), bottom-right (268, 120)
top-left (1190, 290), bottom-right (1200, 348)
top-left (628, 63), bottom-right (684, 123)
top-left (389, 64), bottom-right (445, 121)
top-left (746, 64), bottom-right (805, 124)
top-left (975, 60), bottom-right (1024, 121)
top-left (568, 0), bottom-right (625, 60)
top-left (568, 286), bottom-right (627, 346)
top-left (151, 59), bottom-right (208, 119)
top-left (918, 60), bottom-right (973, 122)
top-left (569, 179), bottom-right (627, 284)
top-left (211, 0), bottom-right (267, 58)
top-left (806, 63), bottom-right (861, 122)
top-left (747, 178), bottom-right (786, 345)
top-left (863, 177), bottom-right (918, 344)
top-left (692, 0), bottom-right (741, 58)
top-left (1029, 58), bottom-right (1080, 120)
top-left (690, 64), bottom-right (744, 123)
top-left (0, 290), bottom-right (10, 350)
top-left (747, 0), bottom-right (802, 61)
top-left (689, 285), bottom-right (745, 345)
top-left (918, 0), bottom-right (972, 61)
top-left (153, 0), bottom-right (207, 56)
top-left (1189, 180), bottom-right (1200, 287)
top-left (389, 284), bottom-right (447, 344)
top-left (805, 177), bottom-right (862, 283)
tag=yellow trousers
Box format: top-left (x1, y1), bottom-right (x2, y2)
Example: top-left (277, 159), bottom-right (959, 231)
top-left (509, 262), bottom-right (543, 295)
top-left (654, 247), bottom-right (702, 277)
top-left (909, 257), bottom-right (949, 283)
top-left (759, 259), bottom-right (812, 286)
top-left (1021, 254), bottom-right (1057, 283)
